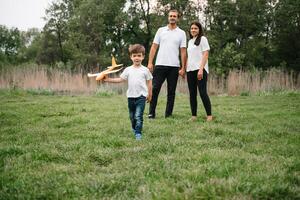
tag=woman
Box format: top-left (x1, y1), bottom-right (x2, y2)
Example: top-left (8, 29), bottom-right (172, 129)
top-left (186, 21), bottom-right (212, 121)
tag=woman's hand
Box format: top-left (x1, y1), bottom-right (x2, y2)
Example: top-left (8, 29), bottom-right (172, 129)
top-left (197, 68), bottom-right (203, 80)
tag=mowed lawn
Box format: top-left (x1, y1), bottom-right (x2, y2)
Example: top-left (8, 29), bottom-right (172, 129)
top-left (0, 89), bottom-right (299, 199)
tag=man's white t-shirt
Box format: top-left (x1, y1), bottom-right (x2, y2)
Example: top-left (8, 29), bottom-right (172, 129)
top-left (187, 36), bottom-right (210, 73)
top-left (153, 26), bottom-right (187, 67)
top-left (120, 65), bottom-right (153, 98)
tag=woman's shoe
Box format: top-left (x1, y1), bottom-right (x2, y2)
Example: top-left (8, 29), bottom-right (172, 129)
top-left (206, 115), bottom-right (213, 121)
top-left (188, 116), bottom-right (197, 121)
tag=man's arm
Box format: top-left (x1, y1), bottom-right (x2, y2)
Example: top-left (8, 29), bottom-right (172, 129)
top-left (147, 43), bottom-right (158, 73)
top-left (179, 47), bottom-right (187, 77)
top-left (146, 79), bottom-right (152, 102)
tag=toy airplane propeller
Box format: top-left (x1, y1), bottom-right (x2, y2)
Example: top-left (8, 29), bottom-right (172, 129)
top-left (87, 56), bottom-right (123, 81)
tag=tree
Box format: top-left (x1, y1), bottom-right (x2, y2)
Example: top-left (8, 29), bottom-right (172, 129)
top-left (274, 0), bottom-right (300, 71)
top-left (123, 0), bottom-right (159, 64)
top-left (6, 0), bottom-right (297, 74)
top-left (65, 0), bottom-right (127, 71)
top-left (43, 0), bottom-right (71, 64)
top-left (17, 28), bottom-right (41, 63)
top-left (157, 0), bottom-right (199, 31)
top-left (204, 0), bottom-right (287, 71)
top-left (0, 26), bottom-right (23, 65)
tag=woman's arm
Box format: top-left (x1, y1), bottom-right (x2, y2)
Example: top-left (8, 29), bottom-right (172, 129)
top-left (198, 50), bottom-right (209, 80)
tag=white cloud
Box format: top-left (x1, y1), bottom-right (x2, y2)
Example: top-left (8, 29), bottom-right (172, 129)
top-left (0, 0), bottom-right (55, 31)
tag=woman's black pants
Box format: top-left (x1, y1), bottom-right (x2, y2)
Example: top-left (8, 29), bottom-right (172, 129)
top-left (187, 69), bottom-right (211, 116)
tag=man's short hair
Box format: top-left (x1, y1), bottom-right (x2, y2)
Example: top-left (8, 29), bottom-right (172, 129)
top-left (169, 9), bottom-right (179, 17)
top-left (128, 44), bottom-right (145, 56)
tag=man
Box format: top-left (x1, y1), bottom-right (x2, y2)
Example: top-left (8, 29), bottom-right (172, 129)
top-left (148, 9), bottom-right (187, 118)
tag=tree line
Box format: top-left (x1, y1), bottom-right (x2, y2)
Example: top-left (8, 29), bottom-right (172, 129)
top-left (0, 0), bottom-right (299, 74)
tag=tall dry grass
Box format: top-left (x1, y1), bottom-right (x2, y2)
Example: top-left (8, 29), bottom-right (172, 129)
top-left (0, 66), bottom-right (97, 94)
top-left (225, 69), bottom-right (299, 95)
top-left (0, 66), bottom-right (299, 95)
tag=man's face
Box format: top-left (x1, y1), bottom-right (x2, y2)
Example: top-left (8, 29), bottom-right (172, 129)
top-left (168, 11), bottom-right (178, 25)
top-left (130, 53), bottom-right (144, 66)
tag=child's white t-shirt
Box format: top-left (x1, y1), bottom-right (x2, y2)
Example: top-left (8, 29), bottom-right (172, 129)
top-left (120, 65), bottom-right (153, 98)
top-left (187, 36), bottom-right (210, 73)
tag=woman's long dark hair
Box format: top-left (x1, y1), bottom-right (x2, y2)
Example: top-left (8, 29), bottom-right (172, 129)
top-left (189, 21), bottom-right (204, 46)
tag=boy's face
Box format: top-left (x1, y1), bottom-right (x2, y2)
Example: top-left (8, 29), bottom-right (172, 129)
top-left (130, 53), bottom-right (144, 66)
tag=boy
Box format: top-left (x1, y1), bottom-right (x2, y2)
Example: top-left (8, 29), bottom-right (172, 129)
top-left (104, 44), bottom-right (153, 140)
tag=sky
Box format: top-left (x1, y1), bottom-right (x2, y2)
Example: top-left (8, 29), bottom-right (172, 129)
top-left (0, 0), bottom-right (205, 31)
top-left (0, 0), bottom-right (55, 31)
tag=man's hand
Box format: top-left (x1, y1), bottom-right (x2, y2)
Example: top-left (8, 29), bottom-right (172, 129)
top-left (197, 68), bottom-right (203, 80)
top-left (148, 63), bottom-right (154, 73)
top-left (146, 94), bottom-right (152, 103)
top-left (148, 43), bottom-right (158, 73)
top-left (179, 68), bottom-right (185, 78)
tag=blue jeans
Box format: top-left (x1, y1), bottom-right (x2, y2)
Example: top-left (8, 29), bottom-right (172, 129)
top-left (128, 96), bottom-right (146, 135)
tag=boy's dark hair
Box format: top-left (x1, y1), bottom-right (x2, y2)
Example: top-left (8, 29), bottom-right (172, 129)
top-left (189, 21), bottom-right (204, 46)
top-left (128, 44), bottom-right (145, 56)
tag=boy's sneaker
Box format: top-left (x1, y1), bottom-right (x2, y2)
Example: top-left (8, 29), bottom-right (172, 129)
top-left (135, 133), bottom-right (142, 140)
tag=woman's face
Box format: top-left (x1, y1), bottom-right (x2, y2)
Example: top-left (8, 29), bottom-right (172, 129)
top-left (190, 24), bottom-right (199, 38)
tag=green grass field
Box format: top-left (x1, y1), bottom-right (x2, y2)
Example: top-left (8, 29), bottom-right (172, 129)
top-left (0, 89), bottom-right (299, 199)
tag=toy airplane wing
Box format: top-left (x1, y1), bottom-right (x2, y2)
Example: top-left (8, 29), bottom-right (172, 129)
top-left (107, 64), bottom-right (123, 69)
top-left (95, 67), bottom-right (124, 81)
top-left (107, 56), bottom-right (123, 69)
top-left (87, 56), bottom-right (123, 81)
top-left (102, 68), bottom-right (123, 74)
top-left (87, 73), bottom-right (101, 77)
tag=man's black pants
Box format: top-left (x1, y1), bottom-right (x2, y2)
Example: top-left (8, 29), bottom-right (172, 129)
top-left (149, 65), bottom-right (179, 118)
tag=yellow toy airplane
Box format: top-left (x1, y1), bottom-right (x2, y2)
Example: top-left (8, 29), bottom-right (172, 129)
top-left (87, 56), bottom-right (123, 81)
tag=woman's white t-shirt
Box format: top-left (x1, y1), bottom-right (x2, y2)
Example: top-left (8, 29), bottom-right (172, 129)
top-left (187, 36), bottom-right (210, 73)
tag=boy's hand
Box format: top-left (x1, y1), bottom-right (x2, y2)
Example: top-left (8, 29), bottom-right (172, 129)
top-left (146, 95), bottom-right (152, 103)
top-left (102, 75), bottom-right (108, 82)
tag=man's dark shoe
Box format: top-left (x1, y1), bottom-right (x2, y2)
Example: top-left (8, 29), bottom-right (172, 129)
top-left (165, 114), bottom-right (172, 118)
top-left (148, 114), bottom-right (155, 119)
